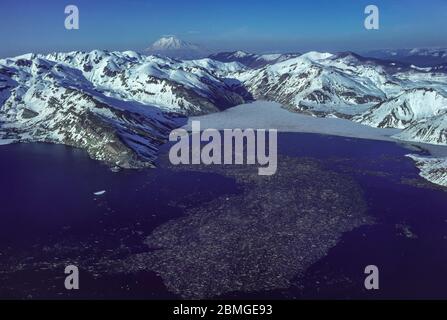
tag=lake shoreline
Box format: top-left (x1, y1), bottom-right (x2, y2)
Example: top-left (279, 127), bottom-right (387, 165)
top-left (185, 101), bottom-right (447, 187)
top-left (2, 101), bottom-right (447, 187)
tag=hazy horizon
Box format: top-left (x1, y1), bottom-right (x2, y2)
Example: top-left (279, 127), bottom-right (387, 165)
top-left (2, 0), bottom-right (447, 58)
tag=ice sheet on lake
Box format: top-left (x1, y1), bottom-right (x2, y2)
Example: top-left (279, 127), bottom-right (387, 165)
top-left (184, 101), bottom-right (401, 142)
top-left (184, 101), bottom-right (447, 187)
top-left (0, 139), bottom-right (16, 145)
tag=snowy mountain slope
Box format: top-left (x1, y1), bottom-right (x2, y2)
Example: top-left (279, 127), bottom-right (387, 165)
top-left (39, 50), bottom-right (246, 115)
top-left (0, 57), bottom-right (178, 168)
top-left (233, 51), bottom-right (447, 186)
top-left (0, 51), bottom-right (248, 168)
top-left (354, 88), bottom-right (447, 128)
top-left (209, 51), bottom-right (300, 68)
top-left (407, 155), bottom-right (447, 187)
top-left (236, 52), bottom-right (392, 116)
top-left (146, 36), bottom-right (207, 59)
top-left (394, 111), bottom-right (447, 145)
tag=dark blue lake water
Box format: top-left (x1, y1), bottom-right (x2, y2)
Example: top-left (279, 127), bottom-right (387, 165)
top-left (1, 133), bottom-right (447, 299)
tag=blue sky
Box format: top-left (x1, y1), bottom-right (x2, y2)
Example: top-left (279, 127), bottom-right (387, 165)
top-left (1, 0), bottom-right (447, 57)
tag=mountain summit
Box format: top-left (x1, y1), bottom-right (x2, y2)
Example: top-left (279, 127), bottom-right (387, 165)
top-left (146, 36), bottom-right (206, 59)
top-left (150, 36), bottom-right (199, 51)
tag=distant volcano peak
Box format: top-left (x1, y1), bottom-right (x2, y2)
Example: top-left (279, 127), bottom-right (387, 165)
top-left (146, 36), bottom-right (206, 59)
top-left (150, 36), bottom-right (198, 50)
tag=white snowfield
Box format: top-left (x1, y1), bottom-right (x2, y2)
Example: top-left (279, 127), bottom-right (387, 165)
top-left (185, 101), bottom-right (400, 141)
top-left (1, 48), bottom-right (447, 186)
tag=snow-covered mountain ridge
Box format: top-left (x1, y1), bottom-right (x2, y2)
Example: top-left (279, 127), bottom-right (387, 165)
top-left (227, 51), bottom-right (447, 186)
top-left (0, 50), bottom-right (247, 168)
top-left (1, 48), bottom-right (447, 186)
